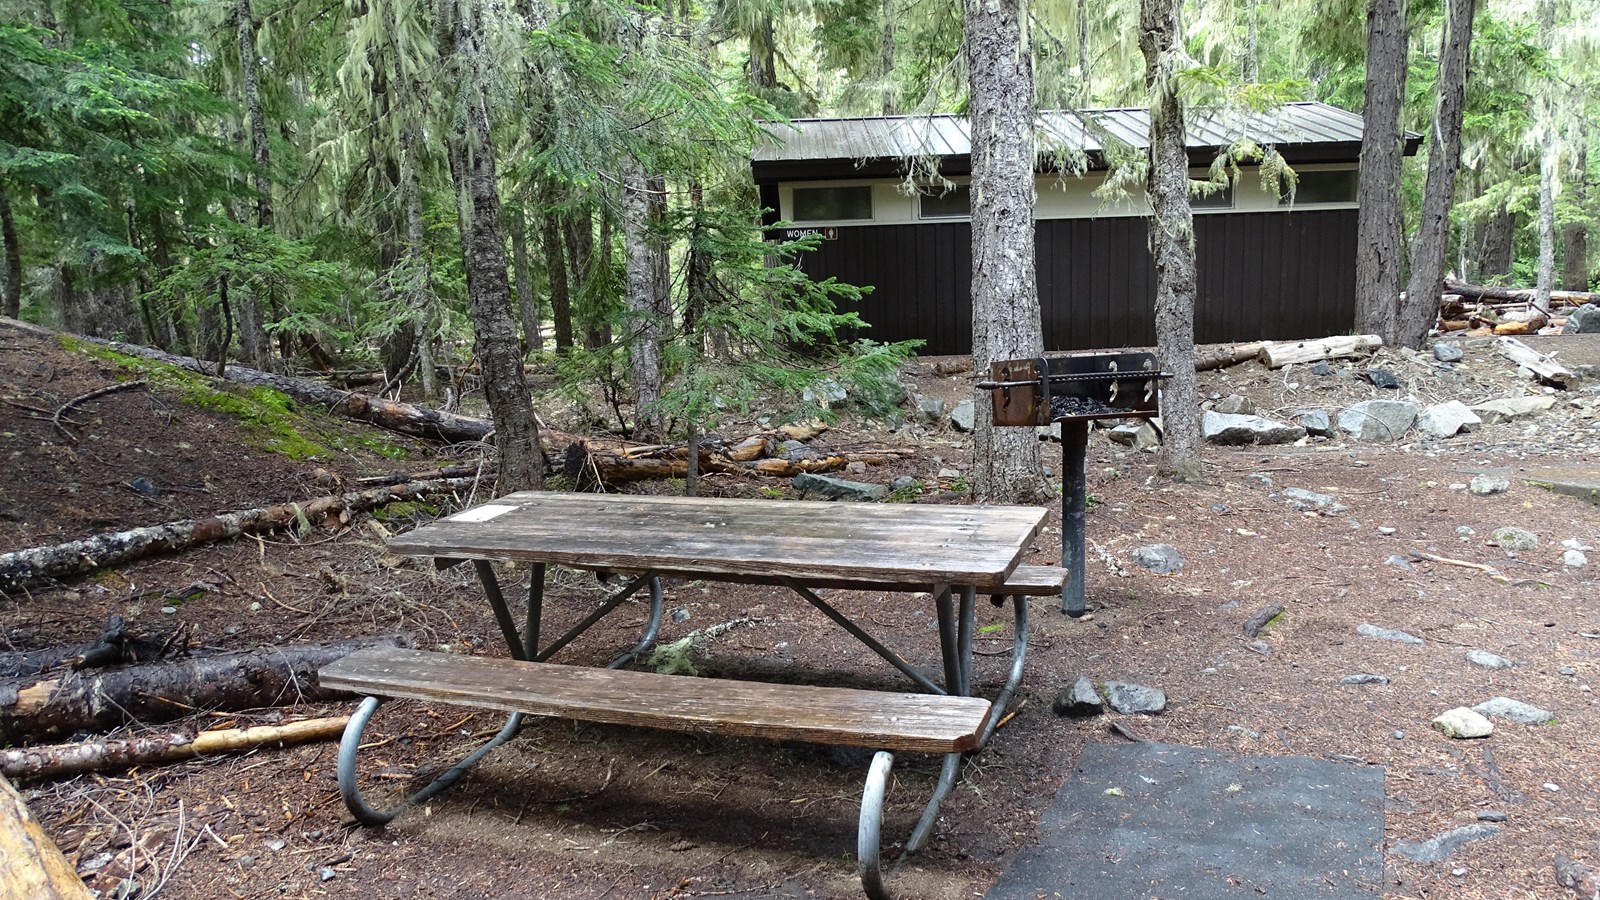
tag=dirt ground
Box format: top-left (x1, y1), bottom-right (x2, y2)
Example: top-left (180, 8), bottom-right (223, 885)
top-left (3, 321), bottom-right (1599, 900)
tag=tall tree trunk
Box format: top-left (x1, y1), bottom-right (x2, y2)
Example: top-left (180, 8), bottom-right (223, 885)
top-left (881, 0), bottom-right (896, 115)
top-left (541, 185), bottom-right (574, 350)
top-left (1481, 206), bottom-right (1516, 278)
top-left (1244, 0), bottom-right (1259, 82)
top-left (684, 181), bottom-right (711, 349)
top-left (621, 160), bottom-right (666, 441)
top-left (1562, 139), bottom-right (1588, 291)
top-left (1076, 0), bottom-right (1090, 102)
top-left (0, 180), bottom-right (20, 320)
top-left (964, 0), bottom-right (1049, 504)
top-left (1401, 0), bottom-right (1476, 349)
top-left (401, 131), bottom-right (437, 400)
top-left (441, 0), bottom-right (542, 493)
top-left (235, 0), bottom-right (274, 369)
top-left (1141, 0), bottom-right (1202, 481)
top-left (1533, 0), bottom-right (1557, 316)
top-left (1353, 0), bottom-right (1409, 343)
top-left (511, 201), bottom-right (539, 351)
top-left (749, 15), bottom-right (777, 91)
top-left (588, 208), bottom-right (614, 348)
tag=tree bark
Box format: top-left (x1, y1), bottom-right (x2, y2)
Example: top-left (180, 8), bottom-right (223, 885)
top-left (1533, 0), bottom-right (1557, 316)
top-left (1562, 139), bottom-right (1588, 291)
top-left (0, 773), bottom-right (91, 899)
top-left (1480, 206), bottom-right (1516, 278)
top-left (749, 14), bottom-right (777, 91)
top-left (964, 0), bottom-right (1049, 503)
top-left (1244, 0), bottom-right (1259, 82)
top-left (0, 616), bottom-right (178, 679)
top-left (2, 717), bottom-right (349, 780)
top-left (1400, 0), bottom-right (1476, 349)
top-left (1353, 0), bottom-right (1409, 344)
top-left (0, 179), bottom-right (21, 320)
top-left (234, 0), bottom-right (273, 370)
top-left (1141, 0), bottom-right (1202, 481)
top-left (881, 0), bottom-right (896, 115)
top-left (0, 477), bottom-right (485, 593)
top-left (441, 0), bottom-right (542, 493)
top-left (0, 638), bottom-right (405, 744)
top-left (511, 201), bottom-right (539, 352)
top-left (401, 130), bottom-right (437, 400)
top-left (541, 184), bottom-right (574, 350)
top-left (621, 158), bottom-right (667, 441)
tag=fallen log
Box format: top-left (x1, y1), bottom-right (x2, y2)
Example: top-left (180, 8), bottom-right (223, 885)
top-left (1444, 279), bottom-right (1600, 306)
top-left (0, 477), bottom-right (479, 594)
top-left (0, 616), bottom-right (181, 679)
top-left (1, 716), bottom-right (349, 780)
top-left (0, 772), bottom-right (92, 899)
top-left (1258, 334), bottom-right (1383, 369)
top-left (1494, 336), bottom-right (1578, 388)
top-left (1195, 342), bottom-right (1268, 372)
top-left (0, 637), bottom-right (405, 744)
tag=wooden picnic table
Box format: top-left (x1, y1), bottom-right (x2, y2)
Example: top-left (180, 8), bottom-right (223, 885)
top-left (324, 492), bottom-right (1061, 900)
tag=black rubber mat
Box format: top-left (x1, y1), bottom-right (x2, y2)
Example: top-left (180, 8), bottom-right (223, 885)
top-left (985, 741), bottom-right (1385, 899)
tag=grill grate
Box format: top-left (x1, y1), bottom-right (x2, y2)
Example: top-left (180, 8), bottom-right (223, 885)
top-left (978, 352), bottom-right (1171, 425)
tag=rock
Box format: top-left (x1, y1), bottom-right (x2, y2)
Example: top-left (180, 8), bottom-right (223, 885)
top-left (1433, 342), bottom-right (1464, 363)
top-left (937, 467), bottom-right (961, 480)
top-left (1201, 411), bottom-right (1306, 446)
top-left (1563, 549), bottom-right (1588, 567)
top-left (1310, 360), bottom-right (1331, 376)
top-left (776, 439), bottom-right (810, 458)
top-left (1385, 555), bottom-right (1413, 570)
top-left (1108, 423), bottom-right (1142, 446)
top-left (1212, 394), bottom-right (1256, 415)
top-left (1103, 681), bottom-right (1166, 714)
top-left (128, 476), bottom-right (160, 497)
top-left (1392, 730), bottom-right (1405, 740)
top-left (1490, 527), bottom-right (1537, 551)
top-left (1363, 368), bottom-right (1401, 389)
top-left (1472, 696), bottom-right (1554, 725)
top-left (917, 398), bottom-right (946, 423)
top-left (1052, 677), bottom-right (1105, 717)
top-left (950, 400), bottom-right (976, 432)
top-left (1465, 650), bottom-right (1517, 669)
top-left (1337, 400), bottom-right (1419, 442)
top-left (1377, 526), bottom-right (1396, 535)
top-left (1131, 544), bottom-right (1185, 574)
top-left (1469, 476), bottom-right (1509, 496)
top-left (1417, 401), bottom-right (1482, 439)
top-left (1357, 623), bottom-right (1424, 644)
top-left (1340, 673), bottom-right (1391, 685)
top-left (319, 867), bottom-right (337, 882)
top-left (844, 461), bottom-right (868, 475)
top-left (1564, 303), bottom-right (1600, 333)
top-left (1245, 472), bottom-right (1274, 489)
top-left (1476, 811), bottom-right (1507, 823)
top-left (1559, 665), bottom-right (1576, 676)
top-left (1431, 708), bottom-right (1494, 739)
top-left (1393, 824), bottom-right (1500, 863)
top-left (792, 473), bottom-right (888, 502)
top-left (1241, 603), bottom-right (1285, 638)
top-left (1249, 640), bottom-right (1272, 656)
top-left (1132, 421), bottom-right (1161, 451)
top-left (1037, 421), bottom-right (1062, 442)
top-left (1291, 408), bottom-right (1334, 437)
top-left (1469, 395), bottom-right (1556, 424)
top-left (671, 608), bottom-right (691, 624)
top-left (889, 475), bottom-right (918, 492)
top-left (1282, 486), bottom-right (1348, 513)
top-left (803, 379), bottom-right (848, 404)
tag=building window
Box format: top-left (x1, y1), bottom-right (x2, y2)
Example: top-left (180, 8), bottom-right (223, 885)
top-left (792, 186), bottom-right (873, 221)
top-left (1190, 184), bottom-right (1233, 209)
top-left (920, 184), bottom-right (971, 218)
top-left (1280, 169), bottom-right (1358, 205)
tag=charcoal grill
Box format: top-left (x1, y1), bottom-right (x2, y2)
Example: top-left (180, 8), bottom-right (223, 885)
top-left (976, 352), bottom-right (1171, 617)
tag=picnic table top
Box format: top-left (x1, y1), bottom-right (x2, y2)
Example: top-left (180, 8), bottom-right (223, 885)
top-left (388, 492), bottom-right (1048, 587)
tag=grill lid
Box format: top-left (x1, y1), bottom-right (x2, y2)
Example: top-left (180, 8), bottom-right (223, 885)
top-left (977, 352), bottom-right (1171, 426)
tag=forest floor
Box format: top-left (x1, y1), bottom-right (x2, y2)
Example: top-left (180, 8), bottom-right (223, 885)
top-left (3, 320), bottom-right (1599, 900)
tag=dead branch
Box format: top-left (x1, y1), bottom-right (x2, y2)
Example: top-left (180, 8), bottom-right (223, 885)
top-left (1494, 336), bottom-right (1578, 389)
top-left (0, 477), bottom-right (480, 594)
top-left (1444, 279), bottom-right (1600, 306)
top-left (1, 716), bottom-right (349, 780)
top-left (0, 616), bottom-right (183, 679)
top-left (0, 772), bottom-right (91, 898)
top-left (0, 637), bottom-right (406, 744)
top-left (51, 381), bottom-right (146, 443)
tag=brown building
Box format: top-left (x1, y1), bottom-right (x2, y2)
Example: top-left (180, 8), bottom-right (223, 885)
top-left (752, 102), bottom-right (1421, 355)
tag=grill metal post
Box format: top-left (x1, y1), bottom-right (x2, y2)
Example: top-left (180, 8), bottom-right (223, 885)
top-left (1060, 420), bottom-right (1089, 616)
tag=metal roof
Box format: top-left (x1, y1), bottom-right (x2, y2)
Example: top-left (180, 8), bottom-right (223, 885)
top-left (753, 101), bottom-right (1406, 166)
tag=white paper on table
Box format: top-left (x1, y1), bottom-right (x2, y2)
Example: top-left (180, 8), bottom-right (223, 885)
top-left (448, 504), bottom-right (519, 523)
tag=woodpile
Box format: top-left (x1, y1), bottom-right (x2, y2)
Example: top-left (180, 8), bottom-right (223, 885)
top-left (1438, 279), bottom-right (1597, 335)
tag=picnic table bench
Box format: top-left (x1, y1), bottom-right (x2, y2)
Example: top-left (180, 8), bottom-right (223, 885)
top-left (323, 493), bottom-right (1062, 899)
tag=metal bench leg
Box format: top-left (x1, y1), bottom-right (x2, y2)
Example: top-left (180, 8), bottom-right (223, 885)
top-left (858, 750), bottom-right (895, 900)
top-left (606, 575), bottom-right (664, 669)
top-left (337, 696), bottom-right (524, 827)
top-left (976, 593), bottom-right (1030, 749)
top-left (903, 750), bottom-right (961, 854)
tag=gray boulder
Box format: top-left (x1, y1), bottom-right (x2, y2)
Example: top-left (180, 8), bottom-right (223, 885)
top-left (950, 399), bottom-right (976, 432)
top-left (1282, 486), bottom-right (1348, 514)
top-left (1432, 342), bottom-right (1464, 363)
top-left (1465, 650), bottom-right (1517, 669)
top-left (1131, 544), bottom-right (1185, 574)
top-left (1291, 409), bottom-right (1334, 437)
top-left (1490, 527), bottom-right (1538, 551)
top-left (916, 398), bottom-right (946, 423)
top-left (1202, 411), bottom-right (1306, 446)
top-left (1472, 696), bottom-right (1554, 725)
top-left (1337, 400), bottom-right (1419, 442)
top-left (1469, 395), bottom-right (1556, 424)
top-left (1416, 401), bottom-right (1482, 439)
top-left (1565, 304), bottom-right (1600, 333)
top-left (1103, 681), bottom-right (1167, 714)
top-left (1357, 623), bottom-right (1424, 644)
top-left (792, 473), bottom-right (888, 502)
top-left (1212, 394), bottom-right (1256, 415)
top-left (1469, 476), bottom-right (1509, 496)
top-left (1431, 708), bottom-right (1494, 739)
top-left (1052, 677), bottom-right (1105, 717)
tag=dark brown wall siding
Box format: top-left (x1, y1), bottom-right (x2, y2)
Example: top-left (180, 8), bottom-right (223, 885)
top-left (797, 209), bottom-right (1357, 355)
